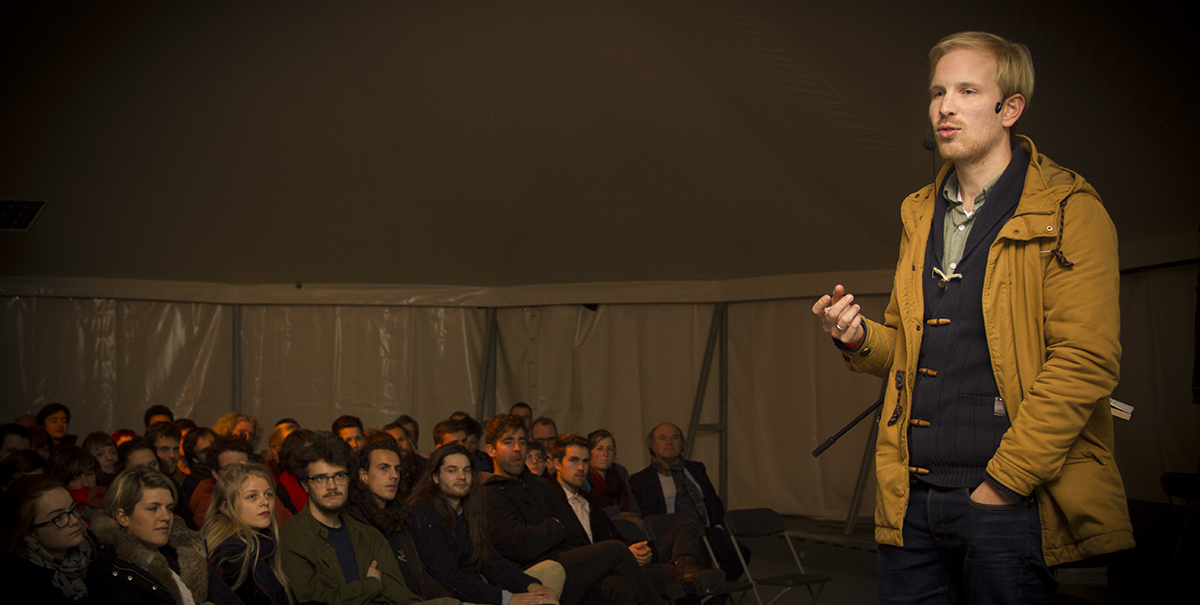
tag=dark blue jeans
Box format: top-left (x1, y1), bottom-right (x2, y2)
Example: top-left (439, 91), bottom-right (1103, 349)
top-left (877, 482), bottom-right (1057, 604)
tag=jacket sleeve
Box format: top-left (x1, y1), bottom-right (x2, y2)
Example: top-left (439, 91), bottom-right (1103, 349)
top-left (484, 482), bottom-right (567, 565)
top-left (987, 193), bottom-right (1122, 496)
top-left (363, 525), bottom-right (422, 605)
top-left (409, 504), bottom-right (506, 604)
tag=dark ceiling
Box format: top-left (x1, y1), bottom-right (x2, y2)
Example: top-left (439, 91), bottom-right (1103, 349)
top-left (2, 1), bottom-right (1196, 291)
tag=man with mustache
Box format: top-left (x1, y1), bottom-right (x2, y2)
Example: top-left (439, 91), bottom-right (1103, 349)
top-left (280, 435), bottom-right (455, 605)
top-left (813, 31), bottom-right (1133, 604)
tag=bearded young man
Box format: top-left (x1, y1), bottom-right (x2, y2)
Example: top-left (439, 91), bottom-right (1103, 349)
top-left (408, 442), bottom-right (564, 605)
top-left (279, 436), bottom-right (456, 605)
top-left (813, 31), bottom-right (1133, 604)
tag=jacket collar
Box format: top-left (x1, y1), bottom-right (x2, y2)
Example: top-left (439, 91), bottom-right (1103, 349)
top-left (91, 510), bottom-right (208, 603)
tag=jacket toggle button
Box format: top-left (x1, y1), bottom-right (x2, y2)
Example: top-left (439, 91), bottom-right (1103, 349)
top-left (908, 466), bottom-right (930, 475)
top-left (908, 419), bottom-right (931, 427)
top-left (926, 318), bottom-right (951, 326)
top-left (917, 368), bottom-right (938, 377)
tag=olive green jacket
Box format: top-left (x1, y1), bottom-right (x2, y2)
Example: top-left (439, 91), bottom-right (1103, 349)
top-left (279, 504), bottom-right (420, 605)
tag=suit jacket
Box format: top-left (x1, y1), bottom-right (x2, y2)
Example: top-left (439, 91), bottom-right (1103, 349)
top-left (628, 459), bottom-right (725, 528)
top-left (550, 480), bottom-right (625, 547)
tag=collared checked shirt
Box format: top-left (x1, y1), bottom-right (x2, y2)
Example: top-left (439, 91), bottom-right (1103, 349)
top-left (940, 171), bottom-right (1002, 275)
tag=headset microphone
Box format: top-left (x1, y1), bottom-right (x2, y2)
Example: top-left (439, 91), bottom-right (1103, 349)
top-left (995, 100), bottom-right (1003, 114)
top-left (923, 126), bottom-right (936, 151)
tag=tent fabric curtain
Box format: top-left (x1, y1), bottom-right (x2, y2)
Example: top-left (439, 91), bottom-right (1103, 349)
top-left (2, 264), bottom-right (1198, 517)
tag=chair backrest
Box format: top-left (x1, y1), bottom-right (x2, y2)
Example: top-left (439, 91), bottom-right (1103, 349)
top-left (642, 510), bottom-right (700, 542)
top-left (725, 507), bottom-right (786, 537)
top-left (612, 517), bottom-right (646, 542)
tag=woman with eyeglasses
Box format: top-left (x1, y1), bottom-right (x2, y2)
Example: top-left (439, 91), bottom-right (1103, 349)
top-left (201, 463), bottom-right (293, 605)
top-left (86, 465), bottom-right (239, 604)
top-left (0, 474), bottom-right (94, 604)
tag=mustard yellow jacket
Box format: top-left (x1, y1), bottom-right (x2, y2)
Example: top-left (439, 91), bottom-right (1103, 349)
top-left (847, 136), bottom-right (1134, 567)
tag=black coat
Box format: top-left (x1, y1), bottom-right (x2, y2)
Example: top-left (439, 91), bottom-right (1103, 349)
top-left (628, 460), bottom-right (725, 528)
top-left (0, 552), bottom-right (86, 605)
top-left (482, 470), bottom-right (575, 565)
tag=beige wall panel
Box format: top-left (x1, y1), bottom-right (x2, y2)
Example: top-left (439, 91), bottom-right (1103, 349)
top-left (239, 305), bottom-right (487, 449)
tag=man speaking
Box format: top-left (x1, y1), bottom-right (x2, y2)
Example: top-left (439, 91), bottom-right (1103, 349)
top-left (813, 31), bottom-right (1134, 604)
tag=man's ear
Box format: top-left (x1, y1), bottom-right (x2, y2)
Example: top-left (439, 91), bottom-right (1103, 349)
top-left (359, 468), bottom-right (369, 485)
top-left (1001, 94), bottom-right (1026, 128)
top-left (485, 443), bottom-right (496, 458)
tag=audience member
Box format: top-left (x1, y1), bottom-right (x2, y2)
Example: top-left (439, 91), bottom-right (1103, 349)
top-left (180, 427), bottom-right (217, 504)
top-left (37, 403), bottom-right (76, 451)
top-left (410, 443), bottom-right (564, 605)
top-left (116, 436), bottom-right (158, 473)
top-left (395, 415), bottom-right (422, 456)
top-left (431, 418), bottom-right (466, 449)
top-left (274, 428), bottom-right (320, 516)
top-left (174, 418), bottom-right (198, 436)
top-left (86, 466), bottom-right (239, 604)
top-left (111, 428), bottom-right (138, 447)
top-left (81, 431), bottom-right (118, 485)
top-left (529, 417), bottom-right (558, 453)
top-left (274, 418), bottom-right (299, 430)
top-left (145, 421), bottom-right (194, 528)
top-left (145, 421), bottom-right (184, 482)
top-left (347, 439), bottom-right (446, 599)
top-left (278, 435), bottom-right (449, 605)
top-left (47, 445), bottom-right (106, 522)
top-left (509, 403), bottom-right (533, 429)
top-left (1, 423), bottom-right (32, 461)
top-left (333, 414), bottom-right (366, 451)
top-left (586, 430), bottom-right (640, 518)
top-left (201, 463), bottom-right (292, 605)
top-left (215, 412), bottom-right (263, 449)
top-left (264, 421), bottom-right (299, 476)
top-left (552, 434), bottom-right (721, 597)
top-left (0, 475), bottom-right (94, 604)
top-left (524, 441), bottom-right (551, 479)
top-left (14, 414), bottom-right (37, 430)
top-left (483, 414), bottom-right (664, 605)
top-left (0, 449), bottom-right (46, 491)
top-left (383, 421), bottom-right (415, 452)
top-left (191, 435), bottom-right (289, 529)
top-left (29, 425), bottom-right (53, 459)
top-left (628, 422), bottom-right (748, 584)
top-left (143, 405), bottom-right (174, 429)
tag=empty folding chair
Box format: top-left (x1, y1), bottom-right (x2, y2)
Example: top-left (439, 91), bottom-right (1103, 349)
top-left (724, 507), bottom-right (831, 605)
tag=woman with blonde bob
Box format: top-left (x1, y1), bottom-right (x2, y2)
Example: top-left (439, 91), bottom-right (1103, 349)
top-left (201, 463), bottom-right (291, 605)
top-left (86, 465), bottom-right (238, 604)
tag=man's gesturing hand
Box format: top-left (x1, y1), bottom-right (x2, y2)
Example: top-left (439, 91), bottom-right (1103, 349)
top-left (812, 284), bottom-right (864, 345)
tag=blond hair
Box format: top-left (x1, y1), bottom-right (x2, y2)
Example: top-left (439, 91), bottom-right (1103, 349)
top-left (930, 31), bottom-right (1034, 106)
top-left (200, 463), bottom-right (291, 598)
top-left (105, 466), bottom-right (177, 519)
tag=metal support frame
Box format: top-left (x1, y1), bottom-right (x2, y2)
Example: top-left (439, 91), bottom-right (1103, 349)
top-left (684, 302), bottom-right (730, 503)
top-left (231, 304), bottom-right (242, 412)
top-left (476, 308), bottom-right (499, 421)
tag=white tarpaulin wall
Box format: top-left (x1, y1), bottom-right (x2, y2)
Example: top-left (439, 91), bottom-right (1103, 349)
top-left (3, 263), bottom-right (1199, 517)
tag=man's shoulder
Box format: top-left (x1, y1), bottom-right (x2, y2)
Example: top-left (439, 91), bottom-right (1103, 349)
top-left (628, 465), bottom-right (659, 489)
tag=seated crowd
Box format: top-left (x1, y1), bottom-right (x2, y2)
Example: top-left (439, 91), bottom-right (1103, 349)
top-left (0, 402), bottom-right (747, 605)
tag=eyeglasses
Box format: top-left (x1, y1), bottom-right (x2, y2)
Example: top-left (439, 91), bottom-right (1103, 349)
top-left (31, 502), bottom-right (84, 529)
top-left (307, 472), bottom-right (349, 487)
top-left (525, 454), bottom-right (546, 463)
